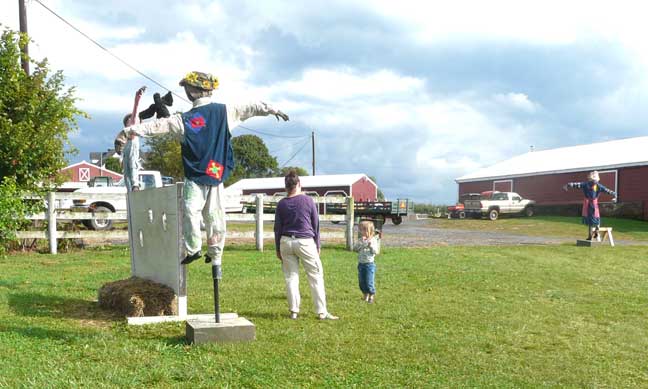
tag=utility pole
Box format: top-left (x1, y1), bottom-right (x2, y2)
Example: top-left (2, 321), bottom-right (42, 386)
top-left (311, 131), bottom-right (316, 176)
top-left (18, 0), bottom-right (29, 75)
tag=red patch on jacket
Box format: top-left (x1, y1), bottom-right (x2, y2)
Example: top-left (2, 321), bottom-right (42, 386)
top-left (205, 160), bottom-right (224, 180)
top-left (190, 116), bottom-right (206, 129)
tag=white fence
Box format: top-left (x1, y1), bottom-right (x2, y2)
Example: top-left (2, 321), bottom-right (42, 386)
top-left (18, 192), bottom-right (355, 254)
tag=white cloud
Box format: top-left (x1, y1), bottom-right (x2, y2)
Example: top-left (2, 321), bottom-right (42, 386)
top-left (276, 68), bottom-right (425, 102)
top-left (368, 0), bottom-right (648, 46)
top-left (493, 92), bottom-right (540, 113)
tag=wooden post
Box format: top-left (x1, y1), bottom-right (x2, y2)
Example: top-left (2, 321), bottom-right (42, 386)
top-left (255, 194), bottom-right (264, 251)
top-left (47, 192), bottom-right (57, 254)
top-left (19, 0), bottom-right (29, 75)
top-left (312, 131), bottom-right (316, 176)
top-left (346, 196), bottom-right (354, 251)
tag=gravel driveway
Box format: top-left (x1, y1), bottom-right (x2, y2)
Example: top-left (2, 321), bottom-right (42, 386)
top-left (375, 219), bottom-right (646, 247)
top-left (83, 219), bottom-right (643, 248)
top-left (378, 220), bottom-right (567, 247)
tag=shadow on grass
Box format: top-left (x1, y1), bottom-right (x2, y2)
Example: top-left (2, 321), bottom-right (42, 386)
top-left (538, 216), bottom-right (648, 234)
top-left (164, 335), bottom-right (188, 346)
top-left (1, 324), bottom-right (100, 341)
top-left (0, 280), bottom-right (20, 288)
top-left (8, 292), bottom-right (122, 322)
top-left (237, 310), bottom-right (284, 320)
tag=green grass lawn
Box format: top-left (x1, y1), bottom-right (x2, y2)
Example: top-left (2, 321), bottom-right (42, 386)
top-left (430, 216), bottom-right (648, 242)
top-left (1, 244), bottom-right (648, 387)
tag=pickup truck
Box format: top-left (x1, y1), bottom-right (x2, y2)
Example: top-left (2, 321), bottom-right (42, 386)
top-left (463, 191), bottom-right (536, 221)
top-left (73, 171), bottom-right (244, 230)
top-left (72, 171), bottom-right (164, 230)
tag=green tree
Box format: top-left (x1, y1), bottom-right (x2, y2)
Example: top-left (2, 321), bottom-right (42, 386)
top-left (279, 166), bottom-right (309, 177)
top-left (0, 28), bottom-right (84, 250)
top-left (0, 177), bottom-right (33, 253)
top-left (143, 132), bottom-right (183, 181)
top-left (104, 157), bottom-right (121, 173)
top-left (0, 29), bottom-right (83, 189)
top-left (225, 134), bottom-right (278, 185)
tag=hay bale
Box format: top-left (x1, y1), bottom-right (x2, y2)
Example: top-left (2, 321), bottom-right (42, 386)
top-left (98, 277), bottom-right (177, 317)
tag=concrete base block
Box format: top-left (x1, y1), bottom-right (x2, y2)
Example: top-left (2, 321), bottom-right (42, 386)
top-left (576, 239), bottom-right (600, 247)
top-left (186, 315), bottom-right (255, 345)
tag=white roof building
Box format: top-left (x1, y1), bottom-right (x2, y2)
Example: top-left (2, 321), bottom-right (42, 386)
top-left (456, 136), bottom-right (648, 183)
top-left (228, 174), bottom-right (378, 201)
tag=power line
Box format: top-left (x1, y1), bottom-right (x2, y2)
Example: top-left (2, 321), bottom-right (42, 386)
top-left (32, 0), bottom-right (190, 104)
top-left (32, 0), bottom-right (307, 141)
top-left (280, 138), bottom-right (311, 168)
top-left (268, 138), bottom-right (310, 157)
top-left (237, 125), bottom-right (309, 139)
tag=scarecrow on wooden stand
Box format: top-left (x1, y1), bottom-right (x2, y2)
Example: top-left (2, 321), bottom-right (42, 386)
top-left (114, 71), bottom-right (289, 322)
top-left (563, 170), bottom-right (617, 241)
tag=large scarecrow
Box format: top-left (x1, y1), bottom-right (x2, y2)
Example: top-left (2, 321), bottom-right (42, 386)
top-left (114, 71), bottom-right (289, 277)
top-left (563, 170), bottom-right (617, 240)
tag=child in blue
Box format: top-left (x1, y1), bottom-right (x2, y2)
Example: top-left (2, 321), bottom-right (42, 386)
top-left (354, 221), bottom-right (380, 303)
top-left (563, 170), bottom-right (617, 240)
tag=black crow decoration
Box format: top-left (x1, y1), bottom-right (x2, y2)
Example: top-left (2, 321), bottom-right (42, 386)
top-left (138, 91), bottom-right (173, 120)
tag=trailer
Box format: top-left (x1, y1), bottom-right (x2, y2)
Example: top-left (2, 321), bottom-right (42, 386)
top-left (243, 196), bottom-right (412, 225)
top-left (326, 199), bottom-right (412, 225)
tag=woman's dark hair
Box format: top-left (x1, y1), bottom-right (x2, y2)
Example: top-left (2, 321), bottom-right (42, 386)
top-left (284, 170), bottom-right (300, 192)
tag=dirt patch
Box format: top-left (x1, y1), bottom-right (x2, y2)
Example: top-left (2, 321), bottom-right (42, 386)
top-left (98, 277), bottom-right (177, 317)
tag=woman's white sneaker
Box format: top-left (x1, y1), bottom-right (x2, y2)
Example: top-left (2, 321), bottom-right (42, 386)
top-left (318, 313), bottom-right (339, 320)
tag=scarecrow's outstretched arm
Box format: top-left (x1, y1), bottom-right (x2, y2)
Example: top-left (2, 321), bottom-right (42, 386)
top-left (115, 114), bottom-right (183, 154)
top-left (228, 101), bottom-right (289, 130)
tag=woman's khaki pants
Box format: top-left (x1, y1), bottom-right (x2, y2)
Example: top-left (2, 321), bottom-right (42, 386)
top-left (280, 236), bottom-right (328, 315)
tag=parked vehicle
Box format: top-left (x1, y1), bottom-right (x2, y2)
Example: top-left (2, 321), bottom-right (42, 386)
top-left (72, 171), bottom-right (164, 230)
top-left (447, 193), bottom-right (481, 219)
top-left (326, 198), bottom-right (412, 225)
top-left (463, 191), bottom-right (536, 221)
top-left (72, 171), bottom-right (245, 230)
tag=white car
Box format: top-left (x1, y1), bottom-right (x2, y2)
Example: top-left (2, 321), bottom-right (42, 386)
top-left (463, 191), bottom-right (536, 221)
top-left (71, 171), bottom-right (164, 230)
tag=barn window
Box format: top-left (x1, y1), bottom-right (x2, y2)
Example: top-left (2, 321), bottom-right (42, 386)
top-left (493, 180), bottom-right (513, 192)
top-left (79, 168), bottom-right (90, 181)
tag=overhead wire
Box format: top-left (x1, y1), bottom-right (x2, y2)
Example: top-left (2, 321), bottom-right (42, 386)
top-left (33, 0), bottom-right (188, 104)
top-left (32, 0), bottom-right (315, 153)
top-left (237, 125), bottom-right (310, 139)
top-left (280, 137), bottom-right (311, 168)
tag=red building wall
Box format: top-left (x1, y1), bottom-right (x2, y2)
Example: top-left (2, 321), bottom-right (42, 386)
top-left (458, 170), bottom-right (617, 204)
top-left (458, 166), bottom-right (648, 219)
top-left (351, 177), bottom-right (377, 201)
top-left (60, 162), bottom-right (122, 183)
top-left (618, 166), bottom-right (648, 219)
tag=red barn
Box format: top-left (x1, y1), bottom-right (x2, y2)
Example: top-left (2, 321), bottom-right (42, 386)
top-left (59, 160), bottom-right (123, 186)
top-left (228, 174), bottom-right (378, 201)
top-left (455, 136), bottom-right (648, 220)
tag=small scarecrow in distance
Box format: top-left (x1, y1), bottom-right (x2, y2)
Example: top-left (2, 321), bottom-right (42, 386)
top-left (563, 170), bottom-right (617, 240)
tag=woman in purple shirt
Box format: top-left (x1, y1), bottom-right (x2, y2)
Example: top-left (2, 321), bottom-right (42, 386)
top-left (274, 171), bottom-right (338, 320)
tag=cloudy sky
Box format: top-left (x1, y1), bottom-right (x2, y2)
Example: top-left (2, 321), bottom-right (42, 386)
top-left (2, 0), bottom-right (648, 203)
